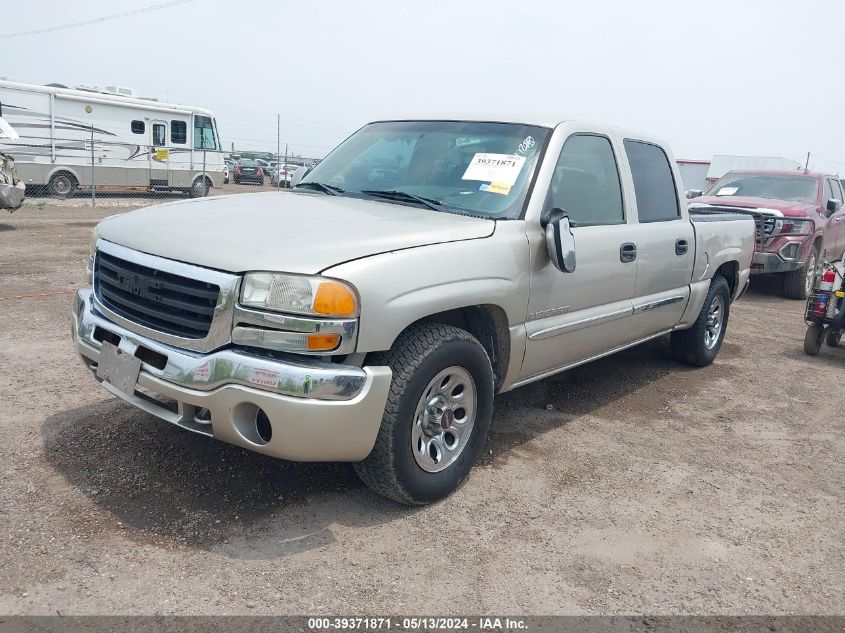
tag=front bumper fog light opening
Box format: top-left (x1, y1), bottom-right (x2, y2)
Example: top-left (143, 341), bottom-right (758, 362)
top-left (780, 242), bottom-right (800, 260)
top-left (256, 409), bottom-right (272, 443)
top-left (232, 402), bottom-right (273, 446)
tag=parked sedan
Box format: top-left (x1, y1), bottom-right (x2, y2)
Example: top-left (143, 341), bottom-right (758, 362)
top-left (271, 163), bottom-right (304, 188)
top-left (232, 159), bottom-right (265, 185)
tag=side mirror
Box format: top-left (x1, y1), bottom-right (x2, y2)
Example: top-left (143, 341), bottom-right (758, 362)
top-left (686, 189), bottom-right (703, 199)
top-left (290, 165), bottom-right (312, 188)
top-left (543, 208), bottom-right (576, 273)
top-left (825, 198), bottom-right (842, 216)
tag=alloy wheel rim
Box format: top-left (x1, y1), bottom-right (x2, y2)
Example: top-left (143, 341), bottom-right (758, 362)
top-left (54, 176), bottom-right (71, 194)
top-left (704, 294), bottom-right (724, 350)
top-left (805, 251), bottom-right (817, 297)
top-left (411, 366), bottom-right (477, 473)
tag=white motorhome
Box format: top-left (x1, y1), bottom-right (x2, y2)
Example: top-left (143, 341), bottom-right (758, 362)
top-left (0, 80), bottom-right (225, 197)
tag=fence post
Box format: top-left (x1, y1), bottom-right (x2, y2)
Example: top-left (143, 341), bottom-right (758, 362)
top-left (202, 146), bottom-right (207, 197)
top-left (90, 124), bottom-right (96, 207)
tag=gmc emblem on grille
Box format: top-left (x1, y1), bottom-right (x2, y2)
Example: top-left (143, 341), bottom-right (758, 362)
top-left (120, 273), bottom-right (157, 300)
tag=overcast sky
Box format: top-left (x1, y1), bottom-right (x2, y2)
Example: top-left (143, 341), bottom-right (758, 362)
top-left (4, 0), bottom-right (844, 170)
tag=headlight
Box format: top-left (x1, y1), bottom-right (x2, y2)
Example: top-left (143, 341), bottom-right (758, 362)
top-left (87, 225), bottom-right (99, 280)
top-left (89, 225), bottom-right (99, 259)
top-left (240, 272), bottom-right (358, 318)
top-left (776, 219), bottom-right (814, 235)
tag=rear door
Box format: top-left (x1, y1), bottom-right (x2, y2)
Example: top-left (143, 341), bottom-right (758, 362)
top-left (521, 130), bottom-right (638, 380)
top-left (618, 137), bottom-right (695, 338)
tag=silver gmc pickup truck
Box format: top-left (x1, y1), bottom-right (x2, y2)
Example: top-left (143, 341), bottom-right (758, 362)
top-left (72, 118), bottom-right (755, 503)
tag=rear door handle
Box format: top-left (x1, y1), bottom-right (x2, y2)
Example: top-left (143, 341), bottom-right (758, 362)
top-left (620, 243), bottom-right (637, 263)
top-left (675, 238), bottom-right (689, 255)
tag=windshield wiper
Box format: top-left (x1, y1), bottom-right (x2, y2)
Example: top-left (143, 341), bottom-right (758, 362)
top-left (360, 189), bottom-right (445, 212)
top-left (293, 181), bottom-right (344, 196)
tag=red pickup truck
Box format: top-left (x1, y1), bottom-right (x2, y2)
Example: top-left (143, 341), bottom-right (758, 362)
top-left (689, 170), bottom-right (845, 298)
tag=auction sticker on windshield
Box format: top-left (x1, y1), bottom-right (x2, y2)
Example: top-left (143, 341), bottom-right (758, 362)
top-left (462, 153), bottom-right (526, 187)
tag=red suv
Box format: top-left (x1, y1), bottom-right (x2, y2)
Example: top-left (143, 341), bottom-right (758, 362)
top-left (689, 170), bottom-right (845, 298)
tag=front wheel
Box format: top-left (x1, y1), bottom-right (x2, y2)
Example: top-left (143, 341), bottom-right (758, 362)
top-left (189, 177), bottom-right (209, 198)
top-left (784, 244), bottom-right (818, 300)
top-left (354, 323), bottom-right (494, 504)
top-left (804, 324), bottom-right (824, 355)
top-left (824, 328), bottom-right (841, 348)
top-left (670, 275), bottom-right (731, 367)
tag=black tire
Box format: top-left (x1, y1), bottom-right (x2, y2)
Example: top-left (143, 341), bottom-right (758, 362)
top-left (804, 324), bottom-right (824, 355)
top-left (825, 329), bottom-right (841, 348)
top-left (670, 275), bottom-right (731, 367)
top-left (47, 172), bottom-right (77, 198)
top-left (354, 323), bottom-right (494, 504)
top-left (234, 177), bottom-right (240, 184)
top-left (189, 177), bottom-right (209, 198)
top-left (784, 243), bottom-right (818, 300)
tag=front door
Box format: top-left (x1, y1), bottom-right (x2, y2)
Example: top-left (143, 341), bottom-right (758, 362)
top-left (826, 178), bottom-right (845, 258)
top-left (521, 132), bottom-right (638, 380)
top-left (149, 120), bottom-right (169, 187)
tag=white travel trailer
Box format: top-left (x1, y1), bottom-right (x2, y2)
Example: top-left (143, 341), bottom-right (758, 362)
top-left (0, 79), bottom-right (225, 197)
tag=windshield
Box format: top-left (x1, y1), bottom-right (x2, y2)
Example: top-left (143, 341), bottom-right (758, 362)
top-left (238, 160), bottom-right (258, 167)
top-left (299, 120), bottom-right (550, 218)
top-left (705, 173), bottom-right (818, 203)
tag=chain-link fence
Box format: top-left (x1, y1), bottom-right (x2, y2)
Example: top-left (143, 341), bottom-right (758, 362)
top-left (6, 132), bottom-right (321, 207)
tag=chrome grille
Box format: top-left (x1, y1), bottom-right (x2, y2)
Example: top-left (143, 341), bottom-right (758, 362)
top-left (94, 250), bottom-right (220, 339)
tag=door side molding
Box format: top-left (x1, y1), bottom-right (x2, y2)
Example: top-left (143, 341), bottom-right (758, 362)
top-left (528, 306), bottom-right (632, 340)
top-left (632, 295), bottom-right (686, 315)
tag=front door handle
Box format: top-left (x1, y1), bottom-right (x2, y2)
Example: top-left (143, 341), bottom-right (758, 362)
top-left (675, 238), bottom-right (689, 255)
top-left (620, 243), bottom-right (637, 263)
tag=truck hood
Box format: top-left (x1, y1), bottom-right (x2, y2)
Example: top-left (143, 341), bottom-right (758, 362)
top-left (692, 195), bottom-right (819, 218)
top-left (97, 192), bottom-right (496, 274)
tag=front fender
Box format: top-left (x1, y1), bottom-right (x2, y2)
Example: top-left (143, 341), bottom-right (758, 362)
top-left (323, 221), bottom-right (530, 353)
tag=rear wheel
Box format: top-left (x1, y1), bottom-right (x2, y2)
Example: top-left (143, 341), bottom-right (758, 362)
top-left (670, 275), bottom-right (731, 367)
top-left (47, 172), bottom-right (77, 198)
top-left (804, 324), bottom-right (824, 355)
top-left (354, 323), bottom-right (494, 504)
top-left (825, 329), bottom-right (841, 348)
top-left (784, 244), bottom-right (818, 300)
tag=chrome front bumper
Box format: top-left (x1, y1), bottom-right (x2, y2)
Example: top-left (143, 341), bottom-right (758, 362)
top-left (72, 288), bottom-right (392, 461)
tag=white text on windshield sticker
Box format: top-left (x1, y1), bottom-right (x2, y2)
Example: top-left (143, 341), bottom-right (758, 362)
top-left (462, 153), bottom-right (526, 187)
top-left (716, 187), bottom-right (739, 196)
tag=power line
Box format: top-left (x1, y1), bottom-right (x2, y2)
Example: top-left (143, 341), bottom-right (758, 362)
top-left (0, 0), bottom-right (194, 39)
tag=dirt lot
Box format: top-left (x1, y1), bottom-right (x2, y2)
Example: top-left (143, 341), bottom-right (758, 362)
top-left (0, 200), bottom-right (843, 616)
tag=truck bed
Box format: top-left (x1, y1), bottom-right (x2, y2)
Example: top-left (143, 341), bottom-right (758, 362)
top-left (690, 206), bottom-right (768, 252)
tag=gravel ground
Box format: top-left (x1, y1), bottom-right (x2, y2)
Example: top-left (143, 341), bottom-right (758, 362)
top-left (0, 201), bottom-right (843, 616)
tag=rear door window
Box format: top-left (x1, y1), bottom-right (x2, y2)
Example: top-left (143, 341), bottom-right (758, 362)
top-left (624, 139), bottom-right (680, 222)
